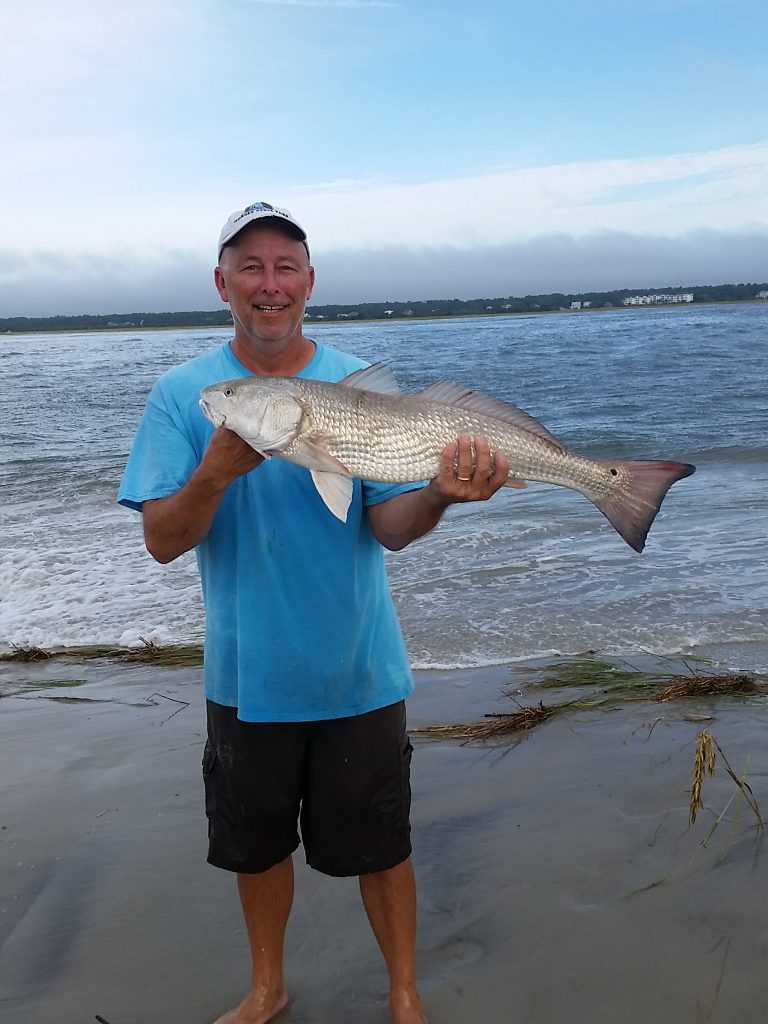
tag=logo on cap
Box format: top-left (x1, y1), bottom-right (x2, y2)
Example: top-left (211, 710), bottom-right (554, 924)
top-left (243, 202), bottom-right (275, 215)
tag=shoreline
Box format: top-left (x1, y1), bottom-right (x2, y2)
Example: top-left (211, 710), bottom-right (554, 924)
top-left (1, 656), bottom-right (767, 1022)
top-left (3, 644), bottom-right (763, 705)
top-left (2, 298), bottom-right (766, 336)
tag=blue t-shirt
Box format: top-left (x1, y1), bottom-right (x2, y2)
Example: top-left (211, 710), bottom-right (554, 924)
top-left (118, 341), bottom-right (419, 722)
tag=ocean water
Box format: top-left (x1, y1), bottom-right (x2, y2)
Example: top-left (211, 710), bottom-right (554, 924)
top-left (1, 303), bottom-right (766, 673)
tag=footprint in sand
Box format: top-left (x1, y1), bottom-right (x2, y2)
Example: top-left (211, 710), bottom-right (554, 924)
top-left (420, 935), bottom-right (487, 978)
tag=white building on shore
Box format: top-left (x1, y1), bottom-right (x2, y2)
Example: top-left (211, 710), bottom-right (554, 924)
top-left (622, 293), bottom-right (694, 306)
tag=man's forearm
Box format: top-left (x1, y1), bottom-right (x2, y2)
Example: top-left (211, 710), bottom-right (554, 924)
top-left (366, 483), bottom-right (452, 551)
top-left (143, 466), bottom-right (231, 563)
top-left (143, 427), bottom-right (264, 563)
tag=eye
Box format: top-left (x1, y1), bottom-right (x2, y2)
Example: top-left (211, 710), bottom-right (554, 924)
top-left (224, 388), bottom-right (234, 397)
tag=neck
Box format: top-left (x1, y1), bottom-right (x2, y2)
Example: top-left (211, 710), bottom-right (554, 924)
top-left (231, 335), bottom-right (316, 377)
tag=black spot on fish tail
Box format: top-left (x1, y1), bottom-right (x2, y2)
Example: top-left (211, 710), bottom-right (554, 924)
top-left (591, 459), bottom-right (696, 552)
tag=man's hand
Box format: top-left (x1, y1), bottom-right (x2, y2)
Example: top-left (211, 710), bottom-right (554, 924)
top-left (367, 435), bottom-right (511, 551)
top-left (426, 434), bottom-right (510, 506)
top-left (200, 426), bottom-right (265, 487)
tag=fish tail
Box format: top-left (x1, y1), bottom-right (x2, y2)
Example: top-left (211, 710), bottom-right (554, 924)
top-left (590, 459), bottom-right (696, 552)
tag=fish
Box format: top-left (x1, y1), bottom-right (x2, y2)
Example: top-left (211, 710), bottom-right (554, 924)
top-left (199, 363), bottom-right (695, 552)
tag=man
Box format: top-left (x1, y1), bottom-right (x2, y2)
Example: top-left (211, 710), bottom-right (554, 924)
top-left (118, 201), bottom-right (509, 1024)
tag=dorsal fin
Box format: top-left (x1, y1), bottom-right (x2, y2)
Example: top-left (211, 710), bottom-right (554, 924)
top-left (420, 380), bottom-right (565, 451)
top-left (339, 363), bottom-right (402, 394)
top-left (419, 381), bottom-right (475, 404)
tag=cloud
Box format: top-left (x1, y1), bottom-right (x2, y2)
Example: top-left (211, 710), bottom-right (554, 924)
top-left (2, 229), bottom-right (766, 318)
top-left (3, 138), bottom-right (766, 316)
top-left (311, 229), bottom-right (768, 303)
top-left (0, 249), bottom-right (217, 319)
top-left (285, 141), bottom-right (768, 250)
top-left (7, 139), bottom-right (764, 258)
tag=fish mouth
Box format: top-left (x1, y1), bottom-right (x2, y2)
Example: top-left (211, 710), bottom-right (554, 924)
top-left (199, 398), bottom-right (226, 429)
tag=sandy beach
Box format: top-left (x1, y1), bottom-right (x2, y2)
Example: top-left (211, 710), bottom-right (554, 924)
top-left (1, 656), bottom-right (766, 1024)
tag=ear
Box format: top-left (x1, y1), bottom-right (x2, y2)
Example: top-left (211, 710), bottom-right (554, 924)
top-left (214, 266), bottom-right (228, 303)
top-left (306, 265), bottom-right (315, 301)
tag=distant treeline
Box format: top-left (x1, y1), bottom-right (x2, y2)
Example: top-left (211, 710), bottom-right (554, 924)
top-left (0, 310), bottom-right (234, 333)
top-left (2, 282), bottom-right (767, 333)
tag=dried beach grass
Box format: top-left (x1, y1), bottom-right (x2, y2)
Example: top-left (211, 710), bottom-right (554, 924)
top-left (657, 672), bottom-right (757, 703)
top-left (412, 700), bottom-right (558, 743)
top-left (113, 638), bottom-right (203, 667)
top-left (1, 643), bottom-right (52, 662)
top-left (689, 730), bottom-right (717, 824)
top-left (689, 728), bottom-right (764, 830)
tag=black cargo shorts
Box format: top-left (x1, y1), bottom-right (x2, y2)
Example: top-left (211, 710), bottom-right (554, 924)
top-left (202, 699), bottom-right (413, 877)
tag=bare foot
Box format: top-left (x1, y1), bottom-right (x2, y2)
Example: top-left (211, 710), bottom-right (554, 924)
top-left (390, 987), bottom-right (428, 1024)
top-left (212, 986), bottom-right (289, 1024)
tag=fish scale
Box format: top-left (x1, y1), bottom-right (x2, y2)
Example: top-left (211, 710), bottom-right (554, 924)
top-left (293, 383), bottom-right (600, 492)
top-left (200, 365), bottom-right (695, 552)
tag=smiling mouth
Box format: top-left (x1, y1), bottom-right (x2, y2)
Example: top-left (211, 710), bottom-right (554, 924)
top-left (256, 304), bottom-right (287, 313)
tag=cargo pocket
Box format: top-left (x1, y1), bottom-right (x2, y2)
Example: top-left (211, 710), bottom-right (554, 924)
top-left (202, 743), bottom-right (218, 832)
top-left (399, 736), bottom-right (414, 834)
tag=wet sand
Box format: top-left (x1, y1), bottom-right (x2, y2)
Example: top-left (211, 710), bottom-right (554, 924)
top-left (1, 658), bottom-right (766, 1024)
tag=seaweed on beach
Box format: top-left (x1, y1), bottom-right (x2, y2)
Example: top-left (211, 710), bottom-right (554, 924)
top-left (0, 678), bottom-right (88, 700)
top-left (412, 700), bottom-right (559, 743)
top-left (414, 657), bottom-right (766, 745)
top-left (656, 672), bottom-right (757, 702)
top-left (1, 643), bottom-right (114, 662)
top-left (41, 696), bottom-right (113, 705)
top-left (1, 644), bottom-right (52, 662)
top-left (112, 638), bottom-right (203, 667)
top-left (34, 678), bottom-right (86, 688)
top-left (522, 658), bottom-right (765, 710)
top-left (0, 639), bottom-right (204, 667)
top-left (534, 656), bottom-right (659, 694)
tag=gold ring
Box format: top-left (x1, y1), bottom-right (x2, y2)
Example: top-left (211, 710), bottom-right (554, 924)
top-left (456, 474), bottom-right (471, 481)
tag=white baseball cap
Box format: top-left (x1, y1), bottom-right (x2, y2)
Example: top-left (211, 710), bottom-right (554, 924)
top-left (217, 201), bottom-right (308, 260)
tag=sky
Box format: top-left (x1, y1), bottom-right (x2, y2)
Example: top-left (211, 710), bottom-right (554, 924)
top-left (2, 0), bottom-right (767, 317)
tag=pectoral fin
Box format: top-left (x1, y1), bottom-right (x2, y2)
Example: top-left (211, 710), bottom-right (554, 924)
top-left (242, 441), bottom-right (271, 458)
top-left (292, 438), bottom-right (353, 475)
top-left (279, 437), bottom-right (354, 520)
top-left (310, 471), bottom-right (354, 522)
top-left (504, 476), bottom-right (528, 489)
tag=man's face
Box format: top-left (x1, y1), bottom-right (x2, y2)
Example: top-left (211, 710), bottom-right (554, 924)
top-left (214, 222), bottom-right (315, 363)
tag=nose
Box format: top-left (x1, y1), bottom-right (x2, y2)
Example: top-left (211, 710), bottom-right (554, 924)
top-left (260, 268), bottom-right (280, 293)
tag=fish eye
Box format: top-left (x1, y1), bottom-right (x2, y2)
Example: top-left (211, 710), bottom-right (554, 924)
top-left (224, 388), bottom-right (233, 397)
